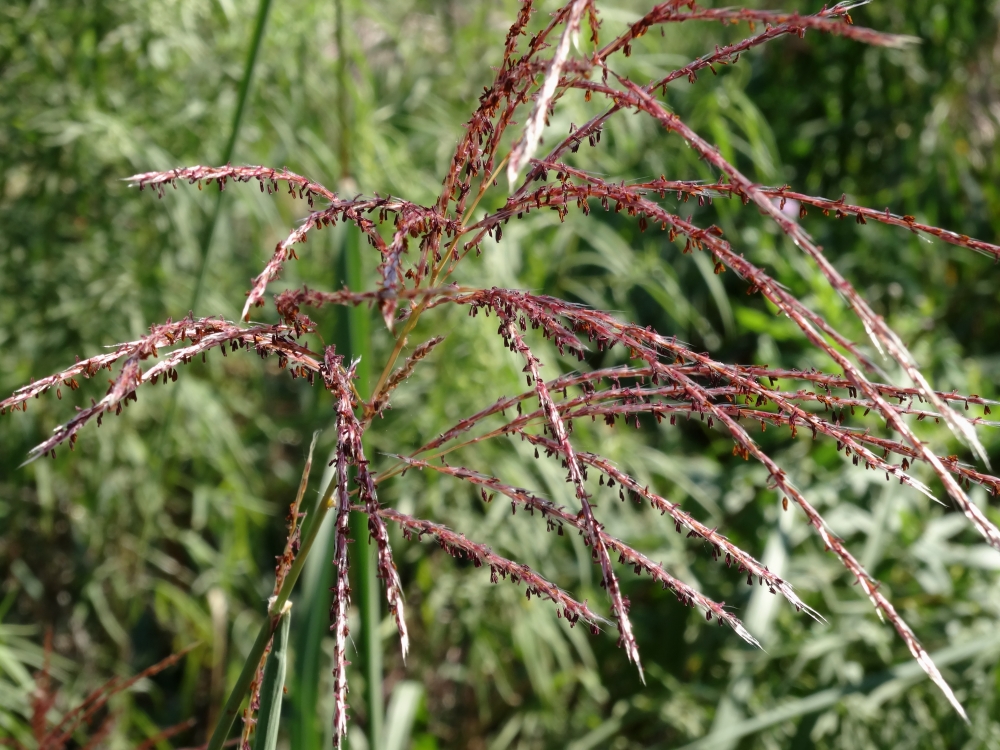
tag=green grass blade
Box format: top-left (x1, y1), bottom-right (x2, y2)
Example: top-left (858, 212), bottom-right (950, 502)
top-left (345, 223), bottom-right (384, 749)
top-left (208, 469), bottom-right (338, 750)
top-left (154, 0), bottom-right (273, 460)
top-left (292, 461), bottom-right (336, 750)
top-left (207, 612), bottom-right (274, 750)
top-left (671, 634), bottom-right (1000, 750)
top-left (188, 0), bottom-right (273, 313)
top-left (292, 466), bottom-right (336, 750)
top-left (254, 602), bottom-right (292, 750)
top-left (383, 681), bottom-right (423, 750)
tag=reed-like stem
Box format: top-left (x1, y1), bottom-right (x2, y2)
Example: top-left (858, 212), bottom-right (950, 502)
top-left (346, 226), bottom-right (385, 749)
top-left (189, 0), bottom-right (273, 314)
top-left (154, 0), bottom-right (272, 466)
top-left (207, 470), bottom-right (337, 750)
top-left (253, 602), bottom-right (292, 750)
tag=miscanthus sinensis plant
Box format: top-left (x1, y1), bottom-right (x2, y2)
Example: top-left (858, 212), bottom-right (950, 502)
top-left (4, 0), bottom-right (1000, 746)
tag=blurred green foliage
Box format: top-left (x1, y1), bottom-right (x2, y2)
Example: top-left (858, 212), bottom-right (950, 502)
top-left (2, 1), bottom-right (1000, 748)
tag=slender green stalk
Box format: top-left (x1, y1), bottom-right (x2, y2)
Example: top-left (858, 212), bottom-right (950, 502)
top-left (207, 471), bottom-right (338, 750)
top-left (205, 606), bottom-right (272, 750)
top-left (334, 0), bottom-right (384, 735)
top-left (162, 8), bottom-right (278, 739)
top-left (335, 0), bottom-right (351, 182)
top-left (346, 227), bottom-right (384, 750)
top-left (351, 509), bottom-right (384, 749)
top-left (189, 0), bottom-right (273, 314)
top-left (199, 4), bottom-right (374, 747)
top-left (154, 0), bottom-right (272, 457)
top-left (293, 526), bottom-right (336, 750)
top-left (254, 602), bottom-right (292, 750)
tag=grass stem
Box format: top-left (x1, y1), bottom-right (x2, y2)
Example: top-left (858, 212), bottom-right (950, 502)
top-left (207, 470), bottom-right (338, 750)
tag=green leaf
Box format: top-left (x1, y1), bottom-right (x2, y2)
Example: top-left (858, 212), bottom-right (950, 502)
top-left (254, 602), bottom-right (292, 750)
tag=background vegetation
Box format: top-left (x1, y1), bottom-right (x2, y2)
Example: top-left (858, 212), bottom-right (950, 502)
top-left (2, 0), bottom-right (1000, 748)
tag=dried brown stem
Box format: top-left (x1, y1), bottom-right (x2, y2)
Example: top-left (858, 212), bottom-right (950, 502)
top-left (46, 645), bottom-right (196, 748)
top-left (240, 434), bottom-right (320, 750)
top-left (553, 303), bottom-right (970, 717)
top-left (1, 317), bottom-right (234, 414)
top-left (507, 0), bottom-right (589, 184)
top-left (512, 3), bottom-right (889, 199)
top-left (7, 0), bottom-right (992, 733)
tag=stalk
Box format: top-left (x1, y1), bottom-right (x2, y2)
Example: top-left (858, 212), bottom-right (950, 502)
top-left (367, 153), bottom-right (509, 405)
top-left (332, 0), bottom-right (384, 742)
top-left (292, 512), bottom-right (336, 750)
top-left (346, 227), bottom-right (384, 750)
top-left (159, 8), bottom-right (279, 742)
top-left (189, 0), bottom-right (273, 313)
top-left (253, 602), bottom-right (292, 750)
top-left (154, 0), bottom-right (272, 457)
top-left (207, 470), bottom-right (338, 750)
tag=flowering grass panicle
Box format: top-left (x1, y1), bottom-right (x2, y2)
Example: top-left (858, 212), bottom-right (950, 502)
top-left (5, 1), bottom-right (1000, 746)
